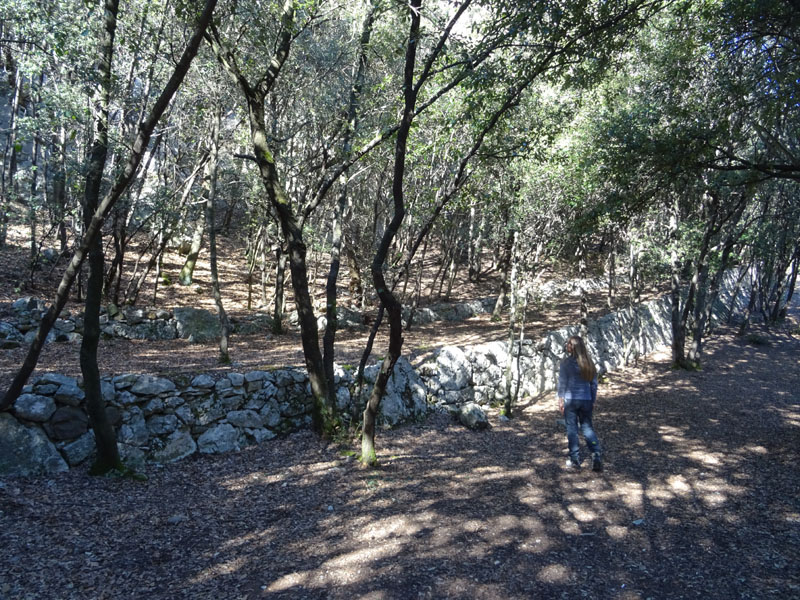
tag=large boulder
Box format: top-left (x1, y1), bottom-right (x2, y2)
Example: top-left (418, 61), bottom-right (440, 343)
top-left (0, 413), bottom-right (68, 476)
top-left (173, 307), bottom-right (220, 343)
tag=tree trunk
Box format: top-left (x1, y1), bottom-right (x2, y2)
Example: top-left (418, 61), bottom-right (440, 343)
top-left (272, 243), bottom-right (287, 334)
top-left (0, 0), bottom-right (218, 410)
top-left (204, 106), bottom-right (231, 363)
top-left (178, 207), bottom-right (205, 285)
top-left (51, 128), bottom-right (69, 255)
top-left (491, 216), bottom-right (514, 320)
top-left (669, 198), bottom-right (686, 367)
top-left (345, 241), bottom-right (364, 309)
top-left (0, 64), bottom-right (23, 247)
top-left (578, 242), bottom-right (589, 337)
top-left (606, 239), bottom-right (615, 309)
top-left (324, 15), bottom-right (380, 406)
top-left (80, 0), bottom-right (122, 474)
top-left (361, 0), bottom-right (421, 466)
top-left (503, 231), bottom-right (519, 418)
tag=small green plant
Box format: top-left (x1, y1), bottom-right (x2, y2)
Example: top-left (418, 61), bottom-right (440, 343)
top-left (745, 333), bottom-right (770, 346)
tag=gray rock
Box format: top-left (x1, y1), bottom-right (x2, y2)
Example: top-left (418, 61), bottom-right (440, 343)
top-left (118, 413), bottom-right (149, 446)
top-left (47, 406), bottom-right (89, 441)
top-left (164, 395), bottom-right (184, 409)
top-left (226, 410), bottom-right (263, 429)
top-left (174, 307), bottom-right (221, 343)
top-left (244, 370), bottom-right (268, 392)
top-left (245, 428), bottom-right (277, 444)
top-left (191, 374), bottom-right (215, 389)
top-left (101, 380), bottom-right (115, 403)
top-left (12, 296), bottom-right (41, 312)
top-left (14, 394), bottom-right (57, 422)
top-left (220, 395), bottom-right (244, 412)
top-left (117, 443), bottom-right (146, 469)
top-left (458, 402), bottom-right (489, 430)
top-left (54, 318), bottom-right (75, 333)
top-left (131, 375), bottom-right (176, 396)
top-left (37, 373), bottom-right (78, 387)
top-left (335, 386), bottom-right (351, 411)
top-left (144, 397), bottom-right (165, 416)
top-left (175, 405), bottom-right (195, 425)
top-left (147, 414), bottom-right (179, 436)
top-left (33, 383), bottom-right (58, 395)
top-left (215, 378), bottom-right (232, 393)
top-left (0, 321), bottom-right (23, 348)
top-left (434, 346), bottom-right (472, 390)
top-left (194, 398), bottom-right (225, 427)
top-left (150, 431), bottom-right (196, 463)
top-left (0, 413), bottom-right (68, 476)
top-left (358, 357), bottom-right (428, 427)
top-left (61, 431), bottom-right (96, 466)
top-left (198, 423), bottom-right (240, 454)
top-left (228, 372), bottom-right (245, 387)
top-left (123, 307), bottom-right (146, 325)
top-left (260, 401), bottom-right (282, 428)
top-left (54, 383), bottom-right (85, 406)
top-left (113, 374), bottom-right (139, 389)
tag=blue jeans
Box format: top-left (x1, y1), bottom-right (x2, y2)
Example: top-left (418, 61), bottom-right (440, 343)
top-left (564, 398), bottom-right (601, 463)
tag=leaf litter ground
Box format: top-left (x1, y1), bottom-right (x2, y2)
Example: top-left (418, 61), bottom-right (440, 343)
top-left (1, 321), bottom-right (798, 599)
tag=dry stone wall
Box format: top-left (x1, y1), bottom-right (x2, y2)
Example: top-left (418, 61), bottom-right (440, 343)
top-left (0, 269), bottom-right (756, 476)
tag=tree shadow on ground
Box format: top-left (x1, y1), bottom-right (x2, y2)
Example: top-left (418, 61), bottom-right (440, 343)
top-left (2, 325), bottom-right (798, 599)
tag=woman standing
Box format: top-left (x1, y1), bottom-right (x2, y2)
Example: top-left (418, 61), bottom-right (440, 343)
top-left (557, 335), bottom-right (603, 471)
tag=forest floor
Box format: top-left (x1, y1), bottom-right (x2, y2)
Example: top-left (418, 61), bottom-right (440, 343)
top-left (2, 319), bottom-right (799, 599)
top-left (1, 225), bottom-right (799, 599)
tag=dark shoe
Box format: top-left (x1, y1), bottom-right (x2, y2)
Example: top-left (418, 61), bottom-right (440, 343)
top-left (592, 452), bottom-right (603, 472)
top-left (565, 458), bottom-right (581, 470)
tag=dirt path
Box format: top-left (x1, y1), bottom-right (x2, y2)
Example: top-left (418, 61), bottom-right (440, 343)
top-left (2, 321), bottom-right (798, 599)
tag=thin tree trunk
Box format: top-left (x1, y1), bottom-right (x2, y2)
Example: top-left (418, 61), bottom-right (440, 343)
top-left (178, 208), bottom-right (206, 285)
top-left (606, 240), bottom-right (615, 309)
top-left (80, 0), bottom-right (122, 474)
top-left (208, 1), bottom-right (334, 435)
top-left (361, 0), bottom-right (421, 466)
top-left (272, 243), bottom-right (287, 334)
top-left (0, 65), bottom-right (23, 247)
top-left (578, 242), bottom-right (589, 337)
top-left (738, 274), bottom-right (758, 336)
top-left (52, 128), bottom-right (69, 254)
top-left (204, 105), bottom-right (230, 362)
top-left (669, 197), bottom-right (686, 367)
top-left (492, 218), bottom-right (514, 320)
top-left (345, 241), bottom-right (364, 309)
top-left (503, 231), bottom-right (519, 418)
top-left (0, 0), bottom-right (217, 410)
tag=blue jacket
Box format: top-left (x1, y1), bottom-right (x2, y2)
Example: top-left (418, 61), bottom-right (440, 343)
top-left (558, 356), bottom-right (597, 403)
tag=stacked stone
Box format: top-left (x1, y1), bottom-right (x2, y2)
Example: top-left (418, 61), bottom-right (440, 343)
top-left (1, 358), bottom-right (429, 476)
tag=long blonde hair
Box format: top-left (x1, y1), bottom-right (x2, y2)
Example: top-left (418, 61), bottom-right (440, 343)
top-left (567, 335), bottom-right (596, 382)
